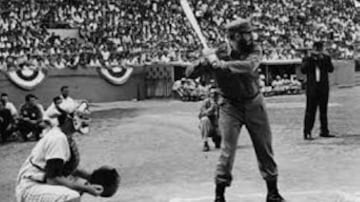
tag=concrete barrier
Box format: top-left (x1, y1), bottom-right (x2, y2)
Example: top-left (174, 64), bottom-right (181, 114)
top-left (0, 67), bottom-right (146, 107)
top-left (332, 60), bottom-right (355, 87)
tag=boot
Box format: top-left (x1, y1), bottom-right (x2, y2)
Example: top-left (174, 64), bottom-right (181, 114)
top-left (304, 132), bottom-right (313, 140)
top-left (214, 184), bottom-right (226, 202)
top-left (266, 178), bottom-right (286, 202)
top-left (202, 142), bottom-right (210, 152)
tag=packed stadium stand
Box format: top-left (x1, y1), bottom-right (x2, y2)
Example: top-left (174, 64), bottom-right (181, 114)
top-left (0, 0), bottom-right (359, 73)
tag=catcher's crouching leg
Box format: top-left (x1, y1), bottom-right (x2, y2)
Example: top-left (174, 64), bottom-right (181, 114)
top-left (212, 127), bottom-right (221, 149)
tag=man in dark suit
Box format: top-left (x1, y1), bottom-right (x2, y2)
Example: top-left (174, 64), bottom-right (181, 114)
top-left (301, 41), bottom-right (334, 140)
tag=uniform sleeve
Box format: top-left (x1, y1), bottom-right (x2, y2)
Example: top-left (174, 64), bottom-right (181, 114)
top-left (44, 134), bottom-right (70, 162)
top-left (8, 103), bottom-right (18, 116)
top-left (301, 57), bottom-right (309, 74)
top-left (199, 99), bottom-right (216, 118)
top-left (198, 99), bottom-right (208, 118)
top-left (35, 105), bottom-right (43, 121)
top-left (326, 55), bottom-right (334, 73)
top-left (19, 105), bottom-right (26, 117)
top-left (185, 61), bottom-right (209, 79)
top-left (45, 104), bottom-right (62, 118)
top-left (222, 46), bottom-right (262, 74)
top-left (45, 159), bottom-right (65, 178)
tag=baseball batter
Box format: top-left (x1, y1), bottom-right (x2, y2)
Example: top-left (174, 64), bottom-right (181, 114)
top-left (186, 18), bottom-right (286, 202)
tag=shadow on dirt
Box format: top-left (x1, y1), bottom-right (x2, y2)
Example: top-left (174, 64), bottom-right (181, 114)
top-left (300, 133), bottom-right (360, 146)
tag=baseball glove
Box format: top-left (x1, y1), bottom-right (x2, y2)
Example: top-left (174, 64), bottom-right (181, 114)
top-left (89, 166), bottom-right (120, 197)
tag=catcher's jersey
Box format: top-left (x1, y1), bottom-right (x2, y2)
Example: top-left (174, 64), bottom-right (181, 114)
top-left (16, 127), bottom-right (71, 185)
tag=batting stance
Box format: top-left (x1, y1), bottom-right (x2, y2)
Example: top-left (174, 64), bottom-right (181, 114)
top-left (186, 19), bottom-right (286, 202)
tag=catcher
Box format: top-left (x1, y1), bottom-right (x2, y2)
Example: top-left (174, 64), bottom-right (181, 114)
top-left (198, 88), bottom-right (221, 152)
top-left (15, 101), bottom-right (119, 202)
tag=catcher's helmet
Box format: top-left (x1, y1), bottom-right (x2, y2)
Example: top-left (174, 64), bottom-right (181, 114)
top-left (89, 166), bottom-right (120, 197)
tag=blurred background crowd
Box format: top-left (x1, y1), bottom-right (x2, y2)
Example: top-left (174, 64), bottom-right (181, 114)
top-left (0, 0), bottom-right (359, 73)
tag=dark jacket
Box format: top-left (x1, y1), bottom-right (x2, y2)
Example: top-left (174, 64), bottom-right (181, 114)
top-left (0, 108), bottom-right (13, 130)
top-left (301, 53), bottom-right (334, 93)
top-left (187, 44), bottom-right (262, 101)
top-left (19, 103), bottom-right (42, 122)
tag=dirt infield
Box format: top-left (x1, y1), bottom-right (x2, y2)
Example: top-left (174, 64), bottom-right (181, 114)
top-left (1, 86), bottom-right (360, 202)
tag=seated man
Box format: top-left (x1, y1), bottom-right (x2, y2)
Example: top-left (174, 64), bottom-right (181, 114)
top-left (183, 78), bottom-right (197, 101)
top-left (1, 93), bottom-right (18, 118)
top-left (172, 78), bottom-right (186, 99)
top-left (271, 75), bottom-right (285, 94)
top-left (281, 74), bottom-right (292, 93)
top-left (17, 94), bottom-right (43, 141)
top-left (198, 88), bottom-right (221, 152)
top-left (172, 78), bottom-right (190, 101)
top-left (44, 96), bottom-right (65, 127)
top-left (59, 86), bottom-right (79, 113)
top-left (0, 100), bottom-right (15, 143)
top-left (289, 75), bottom-right (302, 94)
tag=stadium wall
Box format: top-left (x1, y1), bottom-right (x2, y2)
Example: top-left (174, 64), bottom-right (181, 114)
top-left (0, 67), bottom-right (146, 107)
top-left (0, 60), bottom-right (355, 106)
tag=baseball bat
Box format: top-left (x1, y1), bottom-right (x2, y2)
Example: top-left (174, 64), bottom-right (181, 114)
top-left (180, 0), bottom-right (209, 49)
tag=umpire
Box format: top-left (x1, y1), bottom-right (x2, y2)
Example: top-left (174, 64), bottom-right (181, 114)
top-left (186, 18), bottom-right (286, 202)
top-left (301, 41), bottom-right (334, 140)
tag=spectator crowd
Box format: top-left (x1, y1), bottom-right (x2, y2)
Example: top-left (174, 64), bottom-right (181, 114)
top-left (0, 0), bottom-right (359, 73)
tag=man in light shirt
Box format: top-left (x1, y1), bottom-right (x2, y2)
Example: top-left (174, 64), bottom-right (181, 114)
top-left (44, 86), bottom-right (81, 127)
top-left (59, 86), bottom-right (78, 113)
top-left (1, 93), bottom-right (18, 118)
top-left (44, 96), bottom-right (64, 127)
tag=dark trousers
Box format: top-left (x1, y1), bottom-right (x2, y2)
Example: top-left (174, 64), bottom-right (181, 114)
top-left (0, 125), bottom-right (13, 143)
top-left (304, 86), bottom-right (329, 135)
top-left (17, 120), bottom-right (42, 141)
top-left (215, 94), bottom-right (278, 186)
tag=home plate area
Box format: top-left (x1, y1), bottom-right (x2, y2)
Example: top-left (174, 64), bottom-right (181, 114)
top-left (169, 191), bottom-right (360, 202)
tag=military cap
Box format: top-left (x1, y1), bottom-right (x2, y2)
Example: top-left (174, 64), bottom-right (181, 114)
top-left (225, 18), bottom-right (253, 33)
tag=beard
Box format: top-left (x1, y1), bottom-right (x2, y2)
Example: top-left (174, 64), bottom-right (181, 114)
top-left (236, 39), bottom-right (254, 53)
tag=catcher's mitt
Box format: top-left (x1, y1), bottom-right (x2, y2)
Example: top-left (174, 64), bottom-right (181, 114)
top-left (89, 166), bottom-right (120, 197)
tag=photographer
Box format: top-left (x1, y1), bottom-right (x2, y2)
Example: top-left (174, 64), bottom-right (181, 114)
top-left (198, 88), bottom-right (221, 152)
top-left (301, 41), bottom-right (334, 140)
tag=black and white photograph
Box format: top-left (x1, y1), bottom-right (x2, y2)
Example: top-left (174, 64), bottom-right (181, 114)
top-left (1, 0), bottom-right (360, 201)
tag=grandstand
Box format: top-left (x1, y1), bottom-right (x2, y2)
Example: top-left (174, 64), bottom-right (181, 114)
top-left (0, 0), bottom-right (359, 101)
top-left (0, 0), bottom-right (359, 68)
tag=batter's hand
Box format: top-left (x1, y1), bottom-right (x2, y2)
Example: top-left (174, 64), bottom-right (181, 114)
top-left (86, 184), bottom-right (104, 196)
top-left (202, 48), bottom-right (218, 63)
top-left (202, 48), bottom-right (225, 69)
top-left (211, 60), bottom-right (226, 70)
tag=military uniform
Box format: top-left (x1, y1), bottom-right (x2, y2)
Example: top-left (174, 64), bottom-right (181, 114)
top-left (186, 19), bottom-right (285, 202)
